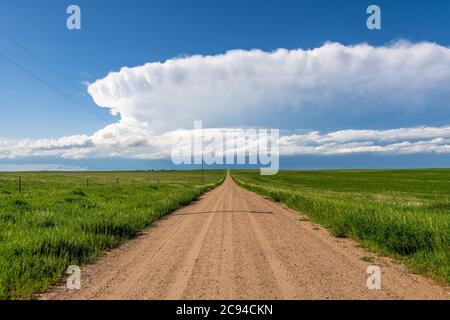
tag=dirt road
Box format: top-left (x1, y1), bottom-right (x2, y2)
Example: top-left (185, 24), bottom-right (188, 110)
top-left (43, 173), bottom-right (449, 300)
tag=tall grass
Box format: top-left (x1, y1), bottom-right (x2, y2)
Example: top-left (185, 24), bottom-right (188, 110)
top-left (0, 170), bottom-right (225, 299)
top-left (232, 169), bottom-right (450, 284)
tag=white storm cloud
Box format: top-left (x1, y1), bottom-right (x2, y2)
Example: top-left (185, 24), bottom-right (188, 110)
top-left (2, 41), bottom-right (450, 161)
top-left (1, 125), bottom-right (450, 160)
top-left (87, 41), bottom-right (450, 132)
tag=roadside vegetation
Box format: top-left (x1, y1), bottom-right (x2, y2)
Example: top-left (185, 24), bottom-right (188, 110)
top-left (232, 169), bottom-right (450, 284)
top-left (0, 170), bottom-right (225, 299)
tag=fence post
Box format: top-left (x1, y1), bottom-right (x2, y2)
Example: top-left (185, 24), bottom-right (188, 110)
top-left (86, 178), bottom-right (89, 187)
top-left (116, 178), bottom-right (119, 187)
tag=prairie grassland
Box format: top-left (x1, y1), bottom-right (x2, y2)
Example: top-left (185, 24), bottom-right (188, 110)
top-left (0, 170), bottom-right (225, 299)
top-left (232, 169), bottom-right (450, 284)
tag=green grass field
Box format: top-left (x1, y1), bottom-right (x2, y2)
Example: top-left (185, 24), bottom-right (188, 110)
top-left (232, 169), bottom-right (450, 284)
top-left (0, 170), bottom-right (225, 299)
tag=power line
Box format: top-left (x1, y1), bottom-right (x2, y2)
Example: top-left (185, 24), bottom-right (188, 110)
top-left (0, 51), bottom-right (109, 123)
top-left (0, 28), bottom-right (86, 93)
top-left (0, 27), bottom-right (109, 123)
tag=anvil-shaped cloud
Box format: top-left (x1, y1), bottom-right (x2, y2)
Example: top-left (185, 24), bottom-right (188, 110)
top-left (2, 41), bottom-right (450, 161)
top-left (88, 41), bottom-right (450, 133)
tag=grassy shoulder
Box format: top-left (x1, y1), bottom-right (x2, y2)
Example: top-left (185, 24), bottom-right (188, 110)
top-left (232, 169), bottom-right (450, 285)
top-left (0, 170), bottom-right (225, 299)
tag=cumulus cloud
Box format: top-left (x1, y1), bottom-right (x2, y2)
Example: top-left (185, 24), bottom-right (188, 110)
top-left (2, 41), bottom-right (450, 163)
top-left (278, 126), bottom-right (450, 155)
top-left (1, 126), bottom-right (450, 160)
top-left (88, 41), bottom-right (450, 132)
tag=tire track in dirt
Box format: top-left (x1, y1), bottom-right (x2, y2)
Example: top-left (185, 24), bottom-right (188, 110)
top-left (164, 187), bottom-right (226, 299)
top-left (42, 173), bottom-right (450, 300)
top-left (182, 176), bottom-right (236, 299)
top-left (235, 185), bottom-right (298, 299)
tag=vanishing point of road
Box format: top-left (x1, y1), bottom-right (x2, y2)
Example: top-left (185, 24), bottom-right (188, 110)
top-left (43, 173), bottom-right (450, 300)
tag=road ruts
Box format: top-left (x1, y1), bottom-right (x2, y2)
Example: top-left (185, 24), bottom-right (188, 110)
top-left (42, 173), bottom-right (450, 300)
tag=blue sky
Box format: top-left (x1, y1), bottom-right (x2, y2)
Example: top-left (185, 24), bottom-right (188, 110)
top-left (1, 0), bottom-right (450, 170)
